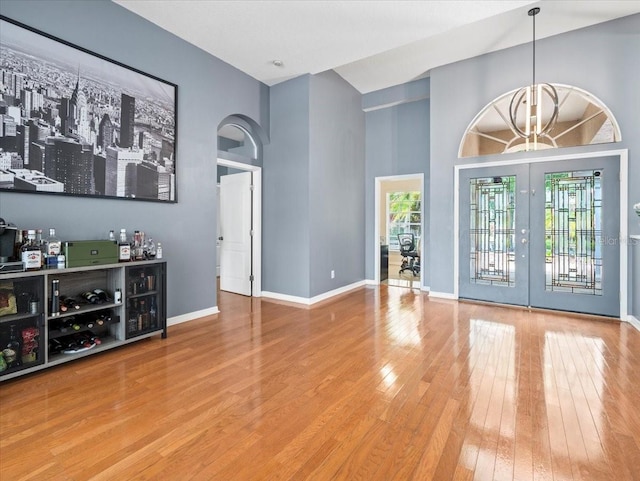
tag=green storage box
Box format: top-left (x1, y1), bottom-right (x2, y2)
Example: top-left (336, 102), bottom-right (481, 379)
top-left (64, 240), bottom-right (118, 267)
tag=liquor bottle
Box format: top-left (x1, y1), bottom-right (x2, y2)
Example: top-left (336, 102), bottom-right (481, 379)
top-left (133, 230), bottom-right (144, 261)
top-left (138, 271), bottom-right (146, 294)
top-left (36, 229), bottom-right (46, 268)
top-left (138, 299), bottom-right (146, 330)
top-left (131, 299), bottom-right (140, 332)
top-left (80, 291), bottom-right (100, 304)
top-left (156, 242), bottom-right (163, 259)
top-left (50, 279), bottom-right (60, 317)
top-left (46, 228), bottom-right (62, 268)
top-left (21, 230), bottom-right (42, 271)
top-left (92, 288), bottom-right (112, 303)
top-left (13, 229), bottom-right (24, 261)
top-left (118, 229), bottom-right (131, 262)
top-left (149, 296), bottom-right (158, 328)
top-left (108, 230), bottom-right (116, 241)
top-left (3, 325), bottom-right (23, 368)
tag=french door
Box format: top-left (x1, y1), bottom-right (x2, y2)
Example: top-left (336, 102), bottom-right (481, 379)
top-left (459, 156), bottom-right (620, 317)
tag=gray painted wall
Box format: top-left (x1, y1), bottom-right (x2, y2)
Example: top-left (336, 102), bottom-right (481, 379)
top-left (364, 79), bottom-right (430, 286)
top-left (262, 71), bottom-right (365, 299)
top-left (263, 76), bottom-right (311, 297)
top-left (0, 0), bottom-right (269, 317)
top-left (430, 14), bottom-right (639, 313)
top-left (309, 71), bottom-right (365, 297)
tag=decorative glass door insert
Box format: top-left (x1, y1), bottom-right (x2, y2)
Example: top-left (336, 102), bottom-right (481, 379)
top-left (544, 170), bottom-right (602, 295)
top-left (469, 176), bottom-right (516, 287)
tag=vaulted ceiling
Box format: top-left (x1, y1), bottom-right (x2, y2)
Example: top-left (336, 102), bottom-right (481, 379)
top-left (115, 0), bottom-right (640, 93)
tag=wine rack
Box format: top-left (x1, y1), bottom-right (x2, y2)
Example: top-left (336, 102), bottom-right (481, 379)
top-left (0, 260), bottom-right (167, 381)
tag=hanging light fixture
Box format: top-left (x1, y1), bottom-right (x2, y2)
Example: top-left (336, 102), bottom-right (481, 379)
top-left (508, 7), bottom-right (559, 151)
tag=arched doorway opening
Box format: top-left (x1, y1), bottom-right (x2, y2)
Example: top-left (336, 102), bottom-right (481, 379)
top-left (216, 115), bottom-right (267, 297)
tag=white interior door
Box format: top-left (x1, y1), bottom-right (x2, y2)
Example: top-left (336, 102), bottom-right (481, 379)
top-left (216, 185), bottom-right (221, 277)
top-left (220, 171), bottom-right (252, 296)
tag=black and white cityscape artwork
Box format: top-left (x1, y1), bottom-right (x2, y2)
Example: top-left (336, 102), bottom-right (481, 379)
top-left (0, 16), bottom-right (177, 202)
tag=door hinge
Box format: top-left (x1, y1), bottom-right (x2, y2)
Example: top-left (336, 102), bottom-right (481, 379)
top-left (250, 229), bottom-right (254, 236)
top-left (250, 275), bottom-right (254, 282)
top-left (250, 184), bottom-right (254, 191)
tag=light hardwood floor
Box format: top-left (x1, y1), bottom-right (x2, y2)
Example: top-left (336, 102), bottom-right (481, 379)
top-left (2, 286), bottom-right (640, 480)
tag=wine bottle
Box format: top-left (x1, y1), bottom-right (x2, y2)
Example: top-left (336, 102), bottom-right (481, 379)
top-left (80, 291), bottom-right (100, 304)
top-left (64, 317), bottom-right (81, 331)
top-left (92, 288), bottom-right (112, 303)
top-left (60, 296), bottom-right (81, 311)
top-left (49, 338), bottom-right (63, 354)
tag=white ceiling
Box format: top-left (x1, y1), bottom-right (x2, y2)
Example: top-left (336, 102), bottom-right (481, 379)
top-left (114, 0), bottom-right (640, 94)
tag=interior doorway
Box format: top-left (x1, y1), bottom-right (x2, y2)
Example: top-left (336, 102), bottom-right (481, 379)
top-left (217, 114), bottom-right (266, 299)
top-left (374, 174), bottom-right (425, 289)
top-left (217, 159), bottom-right (262, 297)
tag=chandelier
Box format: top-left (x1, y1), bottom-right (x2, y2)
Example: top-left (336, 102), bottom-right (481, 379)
top-left (508, 7), bottom-right (559, 151)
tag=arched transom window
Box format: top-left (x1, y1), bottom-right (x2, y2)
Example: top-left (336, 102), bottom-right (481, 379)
top-left (459, 84), bottom-right (621, 158)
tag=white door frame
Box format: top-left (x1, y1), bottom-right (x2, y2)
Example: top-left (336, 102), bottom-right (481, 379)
top-left (217, 158), bottom-right (262, 297)
top-left (374, 173), bottom-right (425, 288)
top-left (454, 148), bottom-right (629, 320)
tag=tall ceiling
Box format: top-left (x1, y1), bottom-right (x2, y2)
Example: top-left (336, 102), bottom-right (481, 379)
top-left (114, 0), bottom-right (640, 94)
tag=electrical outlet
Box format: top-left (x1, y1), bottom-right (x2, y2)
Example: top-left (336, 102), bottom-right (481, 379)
top-left (331, 270), bottom-right (335, 279)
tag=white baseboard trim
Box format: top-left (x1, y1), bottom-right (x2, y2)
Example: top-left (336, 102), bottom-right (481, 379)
top-left (168, 306), bottom-right (219, 327)
top-left (428, 291), bottom-right (457, 300)
top-left (364, 279), bottom-right (430, 291)
top-left (627, 315), bottom-right (640, 331)
top-left (262, 280), bottom-right (366, 306)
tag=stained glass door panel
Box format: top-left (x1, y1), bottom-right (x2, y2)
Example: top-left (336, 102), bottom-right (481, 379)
top-left (529, 156), bottom-right (619, 317)
top-left (459, 164), bottom-right (530, 306)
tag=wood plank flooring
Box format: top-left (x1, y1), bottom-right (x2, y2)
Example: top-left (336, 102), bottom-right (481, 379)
top-left (2, 285), bottom-right (640, 480)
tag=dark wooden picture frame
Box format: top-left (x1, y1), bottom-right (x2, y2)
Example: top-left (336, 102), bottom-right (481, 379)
top-left (0, 16), bottom-right (178, 203)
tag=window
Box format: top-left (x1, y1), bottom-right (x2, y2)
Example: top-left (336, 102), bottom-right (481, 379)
top-left (387, 191), bottom-right (421, 251)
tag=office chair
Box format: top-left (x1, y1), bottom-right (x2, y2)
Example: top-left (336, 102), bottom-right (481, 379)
top-left (398, 233), bottom-right (420, 277)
